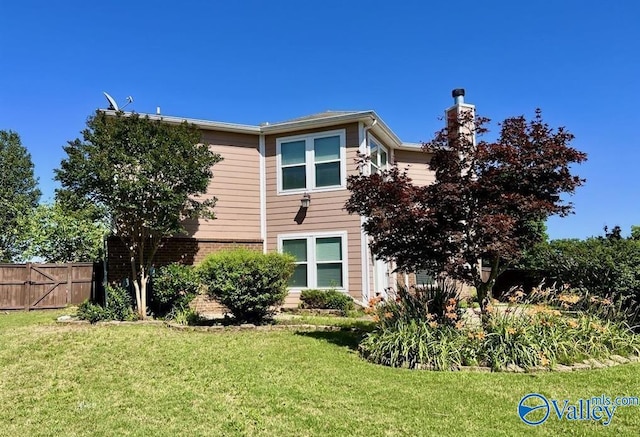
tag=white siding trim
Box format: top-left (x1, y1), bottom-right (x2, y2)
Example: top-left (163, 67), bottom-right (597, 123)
top-left (259, 134), bottom-right (267, 253)
top-left (358, 121), bottom-right (371, 305)
top-left (360, 217), bottom-right (370, 305)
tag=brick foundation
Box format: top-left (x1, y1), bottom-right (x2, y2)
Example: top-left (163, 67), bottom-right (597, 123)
top-left (190, 294), bottom-right (229, 315)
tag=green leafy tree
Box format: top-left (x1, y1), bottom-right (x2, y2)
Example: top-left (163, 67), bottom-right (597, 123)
top-left (0, 130), bottom-right (41, 262)
top-left (56, 111), bottom-right (222, 318)
top-left (20, 201), bottom-right (108, 262)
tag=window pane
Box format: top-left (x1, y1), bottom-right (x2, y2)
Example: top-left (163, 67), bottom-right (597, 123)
top-left (288, 264), bottom-right (308, 287)
top-left (380, 150), bottom-right (388, 166)
top-left (416, 270), bottom-right (435, 286)
top-left (315, 162), bottom-right (340, 187)
top-left (282, 239), bottom-right (307, 261)
top-left (282, 165), bottom-right (306, 190)
top-left (281, 140), bottom-right (306, 165)
top-left (316, 237), bottom-right (342, 261)
top-left (314, 136), bottom-right (340, 161)
top-left (317, 263), bottom-right (343, 287)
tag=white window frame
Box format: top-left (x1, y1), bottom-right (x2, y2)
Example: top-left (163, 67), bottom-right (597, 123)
top-left (278, 231), bottom-right (349, 293)
top-left (276, 129), bottom-right (347, 195)
top-left (368, 134), bottom-right (389, 175)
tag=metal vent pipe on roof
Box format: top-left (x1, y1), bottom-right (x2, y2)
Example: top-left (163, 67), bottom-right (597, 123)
top-left (452, 88), bottom-right (465, 105)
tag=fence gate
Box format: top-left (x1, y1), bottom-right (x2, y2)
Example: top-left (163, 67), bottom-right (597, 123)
top-left (0, 263), bottom-right (97, 310)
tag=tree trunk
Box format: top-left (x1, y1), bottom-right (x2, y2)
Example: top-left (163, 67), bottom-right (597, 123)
top-left (476, 257), bottom-right (500, 324)
top-left (130, 254), bottom-right (143, 317)
top-left (132, 280), bottom-right (143, 319)
top-left (139, 268), bottom-right (148, 319)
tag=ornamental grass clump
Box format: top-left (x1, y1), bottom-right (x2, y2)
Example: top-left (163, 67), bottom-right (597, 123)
top-left (359, 284), bottom-right (640, 371)
top-left (360, 281), bottom-right (469, 369)
top-left (360, 320), bottom-right (466, 370)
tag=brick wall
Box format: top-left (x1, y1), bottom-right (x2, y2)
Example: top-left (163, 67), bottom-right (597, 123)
top-left (107, 236), bottom-right (263, 283)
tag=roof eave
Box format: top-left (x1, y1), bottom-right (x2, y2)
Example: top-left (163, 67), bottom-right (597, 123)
top-left (260, 111), bottom-right (377, 135)
top-left (100, 110), bottom-right (262, 134)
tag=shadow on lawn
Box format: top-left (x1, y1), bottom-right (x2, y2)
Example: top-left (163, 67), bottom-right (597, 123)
top-left (295, 330), bottom-right (365, 351)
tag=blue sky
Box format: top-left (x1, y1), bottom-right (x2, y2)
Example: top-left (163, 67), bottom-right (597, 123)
top-left (1, 0), bottom-right (638, 240)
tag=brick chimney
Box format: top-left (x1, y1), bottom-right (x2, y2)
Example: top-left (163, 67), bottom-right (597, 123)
top-left (445, 88), bottom-right (476, 148)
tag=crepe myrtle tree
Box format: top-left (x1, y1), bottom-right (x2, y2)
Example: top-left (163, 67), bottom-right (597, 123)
top-left (56, 110), bottom-right (222, 318)
top-left (346, 109), bottom-right (587, 312)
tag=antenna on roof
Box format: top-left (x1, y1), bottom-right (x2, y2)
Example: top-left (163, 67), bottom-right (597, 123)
top-left (102, 92), bottom-right (134, 111)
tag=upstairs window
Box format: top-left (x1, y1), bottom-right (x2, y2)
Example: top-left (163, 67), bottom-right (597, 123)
top-left (369, 137), bottom-right (388, 174)
top-left (277, 130), bottom-right (346, 193)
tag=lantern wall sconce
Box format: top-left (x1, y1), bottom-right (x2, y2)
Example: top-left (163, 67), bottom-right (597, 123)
top-left (300, 192), bottom-right (311, 209)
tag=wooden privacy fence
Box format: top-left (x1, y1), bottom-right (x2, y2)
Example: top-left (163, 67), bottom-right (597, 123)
top-left (0, 263), bottom-right (101, 310)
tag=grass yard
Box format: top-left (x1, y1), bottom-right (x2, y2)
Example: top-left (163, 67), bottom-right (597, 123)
top-left (1, 310), bottom-right (639, 436)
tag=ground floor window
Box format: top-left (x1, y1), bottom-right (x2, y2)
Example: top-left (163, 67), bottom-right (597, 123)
top-left (415, 270), bottom-right (435, 287)
top-left (278, 232), bottom-right (348, 290)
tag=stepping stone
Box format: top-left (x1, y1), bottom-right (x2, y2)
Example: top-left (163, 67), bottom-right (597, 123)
top-left (506, 364), bottom-right (525, 373)
top-left (462, 366), bottom-right (492, 372)
top-left (527, 366), bottom-right (550, 372)
top-left (572, 363), bottom-right (591, 370)
top-left (553, 364), bottom-right (573, 372)
top-left (584, 359), bottom-right (605, 369)
top-left (610, 355), bottom-right (630, 364)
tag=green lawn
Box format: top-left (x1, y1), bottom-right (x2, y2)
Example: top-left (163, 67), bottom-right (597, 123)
top-left (1, 310), bottom-right (639, 436)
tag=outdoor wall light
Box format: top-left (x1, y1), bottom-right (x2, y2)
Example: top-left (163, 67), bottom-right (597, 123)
top-left (300, 192), bottom-right (311, 208)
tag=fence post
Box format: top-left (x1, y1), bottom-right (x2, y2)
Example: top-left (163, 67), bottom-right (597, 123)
top-left (24, 263), bottom-right (31, 310)
top-left (67, 263), bottom-right (73, 304)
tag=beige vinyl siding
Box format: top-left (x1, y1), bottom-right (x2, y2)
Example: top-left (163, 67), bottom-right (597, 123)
top-left (184, 131), bottom-right (261, 240)
top-left (265, 123), bottom-right (364, 301)
top-left (394, 149), bottom-right (435, 187)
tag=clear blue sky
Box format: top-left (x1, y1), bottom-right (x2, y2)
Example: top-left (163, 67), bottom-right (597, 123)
top-left (1, 0), bottom-right (638, 240)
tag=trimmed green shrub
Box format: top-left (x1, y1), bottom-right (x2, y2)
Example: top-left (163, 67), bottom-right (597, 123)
top-left (77, 285), bottom-right (136, 323)
top-left (76, 300), bottom-right (110, 324)
top-left (106, 284), bottom-right (136, 320)
top-left (150, 263), bottom-right (199, 317)
top-left (198, 249), bottom-right (294, 324)
top-left (300, 289), bottom-right (354, 314)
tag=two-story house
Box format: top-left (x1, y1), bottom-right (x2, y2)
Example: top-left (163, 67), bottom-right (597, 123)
top-left (107, 90), bottom-right (474, 310)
